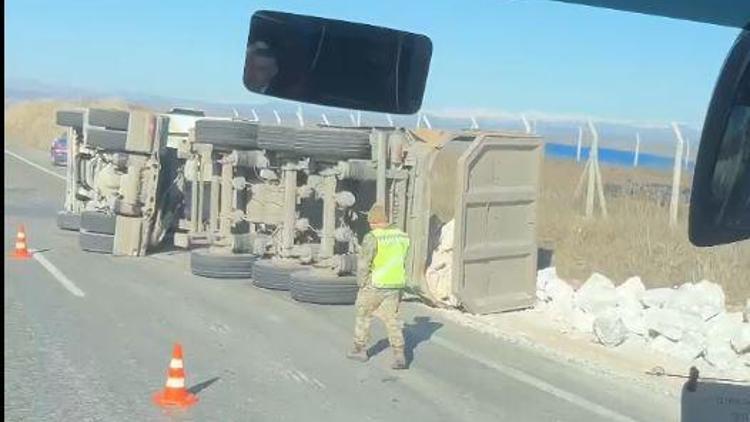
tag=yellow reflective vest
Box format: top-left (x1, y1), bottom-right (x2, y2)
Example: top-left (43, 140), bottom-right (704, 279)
top-left (370, 227), bottom-right (410, 289)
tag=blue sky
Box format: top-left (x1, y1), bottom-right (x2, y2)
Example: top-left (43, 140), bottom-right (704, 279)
top-left (4, 0), bottom-right (740, 125)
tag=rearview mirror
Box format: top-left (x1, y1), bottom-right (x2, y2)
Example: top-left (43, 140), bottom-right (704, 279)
top-left (689, 29), bottom-right (750, 246)
top-left (243, 10), bottom-right (433, 114)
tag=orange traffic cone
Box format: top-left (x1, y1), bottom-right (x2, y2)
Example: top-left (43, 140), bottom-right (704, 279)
top-left (153, 343), bottom-right (198, 408)
top-left (11, 225), bottom-right (32, 260)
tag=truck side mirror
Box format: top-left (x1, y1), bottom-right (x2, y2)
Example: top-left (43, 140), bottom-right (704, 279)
top-left (243, 10), bottom-right (433, 115)
top-left (689, 29), bottom-right (750, 246)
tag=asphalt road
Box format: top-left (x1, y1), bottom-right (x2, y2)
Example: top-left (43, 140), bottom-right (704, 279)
top-left (4, 147), bottom-right (680, 422)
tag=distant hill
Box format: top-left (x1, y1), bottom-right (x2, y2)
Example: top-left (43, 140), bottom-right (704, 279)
top-left (4, 77), bottom-right (700, 157)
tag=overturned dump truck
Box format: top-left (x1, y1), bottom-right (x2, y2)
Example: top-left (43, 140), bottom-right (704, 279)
top-left (56, 108), bottom-right (543, 314)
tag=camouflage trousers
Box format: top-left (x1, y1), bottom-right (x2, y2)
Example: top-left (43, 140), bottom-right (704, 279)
top-left (353, 287), bottom-right (405, 350)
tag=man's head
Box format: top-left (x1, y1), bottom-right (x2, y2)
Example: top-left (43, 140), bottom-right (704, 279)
top-left (367, 204), bottom-right (389, 229)
top-left (245, 41), bottom-right (278, 92)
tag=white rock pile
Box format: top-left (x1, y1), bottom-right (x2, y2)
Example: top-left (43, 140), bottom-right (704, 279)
top-left (424, 220), bottom-right (459, 308)
top-left (536, 267), bottom-right (749, 372)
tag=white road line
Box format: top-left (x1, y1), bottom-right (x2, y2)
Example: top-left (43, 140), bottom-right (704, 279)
top-left (4, 150), bottom-right (66, 181)
top-left (31, 252), bottom-right (86, 298)
top-left (432, 336), bottom-right (638, 422)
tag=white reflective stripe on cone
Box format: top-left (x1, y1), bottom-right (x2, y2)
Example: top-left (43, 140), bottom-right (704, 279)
top-left (17, 233), bottom-right (26, 239)
top-left (169, 358), bottom-right (184, 369)
top-left (166, 377), bottom-right (185, 388)
top-left (16, 242), bottom-right (25, 249)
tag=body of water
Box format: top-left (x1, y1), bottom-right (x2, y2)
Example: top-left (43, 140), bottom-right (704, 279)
top-left (545, 143), bottom-right (694, 172)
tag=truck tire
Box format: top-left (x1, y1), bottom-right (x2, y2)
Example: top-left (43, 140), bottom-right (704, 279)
top-left (56, 110), bottom-right (84, 128)
top-left (256, 126), bottom-right (296, 153)
top-left (56, 211), bottom-right (81, 231)
top-left (80, 211), bottom-right (116, 235)
top-left (86, 127), bottom-right (128, 151)
top-left (294, 128), bottom-right (371, 161)
top-left (194, 119), bottom-right (258, 149)
top-left (88, 109), bottom-right (130, 130)
top-left (190, 249), bottom-right (256, 279)
top-left (290, 270), bottom-right (359, 305)
top-left (251, 259), bottom-right (307, 290)
top-left (79, 230), bottom-right (114, 254)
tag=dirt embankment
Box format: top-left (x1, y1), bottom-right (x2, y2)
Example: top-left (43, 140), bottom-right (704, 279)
top-left (4, 99), bottom-right (150, 151)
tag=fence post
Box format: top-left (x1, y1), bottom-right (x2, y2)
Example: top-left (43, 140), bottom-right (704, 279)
top-left (633, 132), bottom-right (640, 167)
top-left (521, 114), bottom-right (531, 134)
top-left (576, 126), bottom-right (583, 162)
top-left (670, 122), bottom-right (686, 228)
top-left (296, 105), bottom-right (304, 127)
top-left (577, 120), bottom-right (607, 218)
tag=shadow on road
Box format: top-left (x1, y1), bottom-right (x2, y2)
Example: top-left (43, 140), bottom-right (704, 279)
top-left (188, 377), bottom-right (220, 395)
top-left (368, 316), bottom-right (443, 367)
top-left (24, 248), bottom-right (52, 255)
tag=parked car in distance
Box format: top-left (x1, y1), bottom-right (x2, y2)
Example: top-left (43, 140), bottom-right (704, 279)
top-left (50, 137), bottom-right (67, 166)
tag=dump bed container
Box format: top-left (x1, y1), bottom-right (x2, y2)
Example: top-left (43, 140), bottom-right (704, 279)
top-left (407, 131), bottom-right (543, 314)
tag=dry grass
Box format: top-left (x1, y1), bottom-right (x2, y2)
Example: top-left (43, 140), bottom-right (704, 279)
top-left (538, 159), bottom-right (749, 307)
top-left (3, 99), bottom-right (150, 150)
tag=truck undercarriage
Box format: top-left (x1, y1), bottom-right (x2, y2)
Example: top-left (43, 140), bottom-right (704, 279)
top-left (56, 107), bottom-right (543, 314)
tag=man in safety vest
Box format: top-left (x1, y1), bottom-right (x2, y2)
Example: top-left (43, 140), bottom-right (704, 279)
top-left (347, 204), bottom-right (410, 370)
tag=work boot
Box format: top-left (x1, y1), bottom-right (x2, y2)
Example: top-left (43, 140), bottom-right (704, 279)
top-left (346, 344), bottom-right (369, 362)
top-left (391, 348), bottom-right (407, 370)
